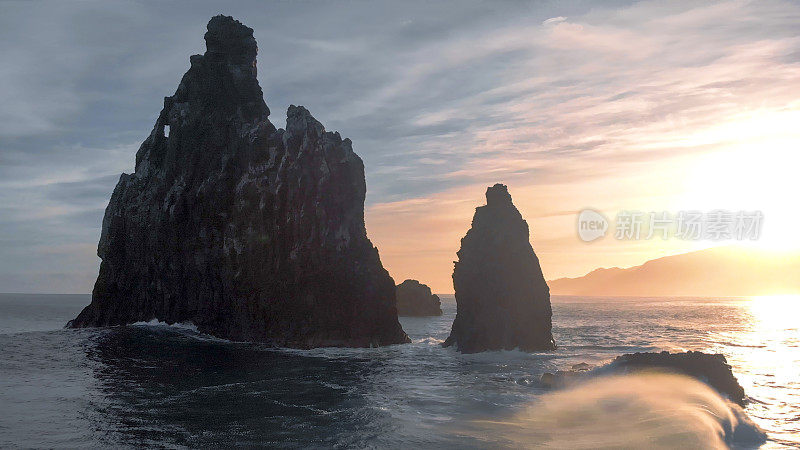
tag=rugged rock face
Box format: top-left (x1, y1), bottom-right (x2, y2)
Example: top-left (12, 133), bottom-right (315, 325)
top-left (395, 279), bottom-right (442, 316)
top-left (443, 184), bottom-right (554, 353)
top-left (611, 351), bottom-right (746, 405)
top-left (67, 15), bottom-right (409, 348)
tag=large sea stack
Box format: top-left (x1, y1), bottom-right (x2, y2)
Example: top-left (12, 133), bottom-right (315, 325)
top-left (67, 16), bottom-right (409, 348)
top-left (395, 279), bottom-right (442, 316)
top-left (443, 184), bottom-right (554, 353)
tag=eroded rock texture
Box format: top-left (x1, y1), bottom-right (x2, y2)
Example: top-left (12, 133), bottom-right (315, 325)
top-left (395, 279), bottom-right (442, 316)
top-left (443, 184), bottom-right (554, 353)
top-left (68, 15), bottom-right (409, 348)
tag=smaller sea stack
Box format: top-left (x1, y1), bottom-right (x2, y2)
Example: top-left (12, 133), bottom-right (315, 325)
top-left (444, 184), bottom-right (554, 353)
top-left (396, 280), bottom-right (442, 316)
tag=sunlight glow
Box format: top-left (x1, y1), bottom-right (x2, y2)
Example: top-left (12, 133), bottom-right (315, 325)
top-left (679, 110), bottom-right (799, 250)
top-left (747, 295), bottom-right (800, 330)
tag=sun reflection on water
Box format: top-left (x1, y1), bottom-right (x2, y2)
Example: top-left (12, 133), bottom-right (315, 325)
top-left (713, 295), bottom-right (800, 448)
top-left (747, 295), bottom-right (800, 332)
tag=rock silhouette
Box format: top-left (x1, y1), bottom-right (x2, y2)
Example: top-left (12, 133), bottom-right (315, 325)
top-left (443, 184), bottom-right (554, 353)
top-left (67, 15), bottom-right (409, 348)
top-left (395, 279), bottom-right (442, 316)
top-left (611, 351), bottom-right (746, 406)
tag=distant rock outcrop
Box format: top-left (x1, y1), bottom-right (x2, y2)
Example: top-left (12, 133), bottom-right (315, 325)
top-left (395, 279), bottom-right (442, 316)
top-left (443, 184), bottom-right (555, 353)
top-left (67, 15), bottom-right (409, 348)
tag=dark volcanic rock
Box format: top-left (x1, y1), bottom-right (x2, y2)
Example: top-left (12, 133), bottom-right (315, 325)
top-left (67, 15), bottom-right (409, 348)
top-left (538, 351), bottom-right (747, 406)
top-left (395, 279), bottom-right (442, 316)
top-left (611, 351), bottom-right (746, 405)
top-left (443, 184), bottom-right (554, 353)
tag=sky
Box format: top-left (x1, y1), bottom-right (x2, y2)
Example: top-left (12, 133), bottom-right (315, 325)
top-left (0, 0), bottom-right (798, 294)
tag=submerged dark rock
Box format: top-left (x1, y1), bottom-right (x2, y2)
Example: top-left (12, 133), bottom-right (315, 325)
top-left (611, 351), bottom-right (746, 406)
top-left (443, 184), bottom-right (554, 353)
top-left (67, 15), bottom-right (409, 348)
top-left (539, 351), bottom-right (747, 406)
top-left (395, 279), bottom-right (442, 316)
top-left (539, 351), bottom-right (746, 406)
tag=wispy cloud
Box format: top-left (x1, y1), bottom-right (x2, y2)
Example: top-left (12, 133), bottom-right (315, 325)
top-left (0, 0), bottom-right (797, 292)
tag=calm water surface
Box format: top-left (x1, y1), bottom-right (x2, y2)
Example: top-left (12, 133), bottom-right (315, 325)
top-left (0, 293), bottom-right (797, 448)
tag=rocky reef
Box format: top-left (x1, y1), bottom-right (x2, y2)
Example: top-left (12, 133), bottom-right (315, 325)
top-left (67, 15), bottom-right (409, 348)
top-left (395, 279), bottom-right (442, 316)
top-left (540, 351), bottom-right (747, 406)
top-left (443, 184), bottom-right (554, 353)
top-left (610, 351), bottom-right (746, 405)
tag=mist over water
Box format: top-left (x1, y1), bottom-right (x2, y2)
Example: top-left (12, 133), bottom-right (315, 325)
top-left (0, 293), bottom-right (796, 448)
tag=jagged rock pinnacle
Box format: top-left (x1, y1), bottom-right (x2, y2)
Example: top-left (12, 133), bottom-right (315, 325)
top-left (67, 16), bottom-right (409, 348)
top-left (204, 15), bottom-right (258, 64)
top-left (485, 183), bottom-right (513, 207)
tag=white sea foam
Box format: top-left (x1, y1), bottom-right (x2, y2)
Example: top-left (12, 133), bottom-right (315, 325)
top-left (415, 336), bottom-right (445, 346)
top-left (130, 319), bottom-right (199, 333)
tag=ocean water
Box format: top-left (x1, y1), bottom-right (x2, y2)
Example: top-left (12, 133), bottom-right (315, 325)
top-left (0, 293), bottom-right (797, 448)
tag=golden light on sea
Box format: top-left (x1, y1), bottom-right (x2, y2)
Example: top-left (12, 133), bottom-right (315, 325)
top-left (721, 295), bottom-right (800, 446)
top-left (747, 295), bottom-right (800, 331)
top-left (736, 295), bottom-right (800, 384)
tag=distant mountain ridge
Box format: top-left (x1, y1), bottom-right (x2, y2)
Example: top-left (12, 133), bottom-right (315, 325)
top-left (549, 247), bottom-right (800, 297)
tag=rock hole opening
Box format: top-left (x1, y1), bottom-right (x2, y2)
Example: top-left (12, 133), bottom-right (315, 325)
top-left (163, 125), bottom-right (170, 138)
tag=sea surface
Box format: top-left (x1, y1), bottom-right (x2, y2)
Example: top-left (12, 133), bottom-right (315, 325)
top-left (0, 293), bottom-right (797, 448)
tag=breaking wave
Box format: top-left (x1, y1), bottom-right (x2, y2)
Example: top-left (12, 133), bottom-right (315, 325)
top-left (130, 319), bottom-right (199, 332)
top-left (461, 372), bottom-right (766, 449)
